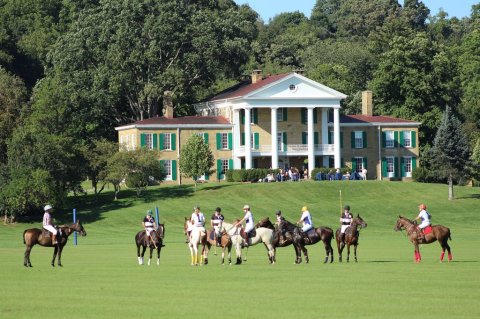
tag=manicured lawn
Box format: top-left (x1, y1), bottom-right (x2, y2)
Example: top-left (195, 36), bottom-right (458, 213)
top-left (1, 181), bottom-right (479, 319)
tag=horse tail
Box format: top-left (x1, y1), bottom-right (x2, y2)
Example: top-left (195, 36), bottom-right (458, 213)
top-left (448, 228), bottom-right (452, 241)
top-left (23, 229), bottom-right (28, 244)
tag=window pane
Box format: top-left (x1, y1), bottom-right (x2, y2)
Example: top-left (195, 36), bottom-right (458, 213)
top-left (403, 131), bottom-right (411, 147)
top-left (404, 157), bottom-right (412, 173)
top-left (221, 133), bottom-right (228, 149)
top-left (387, 157), bottom-right (394, 173)
top-left (355, 131), bottom-right (363, 148)
top-left (386, 131), bottom-right (394, 148)
top-left (277, 108), bottom-right (283, 121)
top-left (354, 157), bottom-right (363, 172)
top-left (164, 133), bottom-right (171, 150)
top-left (163, 160), bottom-right (172, 179)
top-left (277, 132), bottom-right (283, 151)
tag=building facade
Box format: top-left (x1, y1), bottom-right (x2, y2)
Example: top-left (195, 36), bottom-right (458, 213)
top-left (115, 71), bottom-right (420, 183)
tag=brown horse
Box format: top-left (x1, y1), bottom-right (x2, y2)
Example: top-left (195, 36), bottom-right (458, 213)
top-left (135, 224), bottom-right (165, 266)
top-left (23, 219), bottom-right (87, 267)
top-left (205, 228), bottom-right (232, 265)
top-left (256, 217), bottom-right (301, 263)
top-left (335, 214), bottom-right (367, 262)
top-left (276, 219), bottom-right (335, 264)
top-left (394, 216), bottom-right (452, 262)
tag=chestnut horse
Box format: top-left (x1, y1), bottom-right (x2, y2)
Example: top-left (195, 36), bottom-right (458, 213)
top-left (277, 219), bottom-right (335, 264)
top-left (205, 228), bottom-right (232, 265)
top-left (135, 224), bottom-right (165, 265)
top-left (335, 214), bottom-right (367, 263)
top-left (23, 219), bottom-right (87, 267)
top-left (394, 216), bottom-right (452, 262)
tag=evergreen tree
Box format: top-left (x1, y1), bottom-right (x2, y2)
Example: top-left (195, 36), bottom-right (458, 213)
top-left (179, 134), bottom-right (214, 191)
top-left (430, 105), bottom-right (471, 200)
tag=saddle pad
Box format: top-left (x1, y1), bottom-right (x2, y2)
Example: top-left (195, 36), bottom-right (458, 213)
top-left (424, 225), bottom-right (432, 235)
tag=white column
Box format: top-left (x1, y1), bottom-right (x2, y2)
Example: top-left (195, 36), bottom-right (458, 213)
top-left (233, 109), bottom-right (241, 169)
top-left (271, 107), bottom-right (278, 169)
top-left (322, 108), bottom-right (329, 167)
top-left (333, 108), bottom-right (341, 168)
top-left (307, 107), bottom-right (315, 175)
top-left (244, 107), bottom-right (252, 169)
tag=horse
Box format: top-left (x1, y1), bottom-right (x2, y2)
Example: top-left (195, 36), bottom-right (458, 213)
top-left (394, 216), bottom-right (452, 262)
top-left (184, 217), bottom-right (207, 266)
top-left (256, 217), bottom-right (301, 262)
top-left (135, 224), bottom-right (165, 266)
top-left (23, 219), bottom-right (87, 267)
top-left (205, 227), bottom-right (232, 265)
top-left (335, 214), bottom-right (367, 262)
top-left (223, 221), bottom-right (275, 265)
top-left (277, 219), bottom-right (335, 264)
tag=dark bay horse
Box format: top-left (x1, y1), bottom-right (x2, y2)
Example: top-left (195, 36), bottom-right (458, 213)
top-left (256, 217), bottom-right (301, 262)
top-left (335, 214), bottom-right (367, 262)
top-left (394, 216), bottom-right (452, 262)
top-left (205, 228), bottom-right (232, 265)
top-left (23, 220), bottom-right (87, 267)
top-left (277, 219), bottom-right (335, 264)
top-left (135, 224), bottom-right (165, 266)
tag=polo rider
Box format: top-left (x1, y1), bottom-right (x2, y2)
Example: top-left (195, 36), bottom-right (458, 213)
top-left (191, 205), bottom-right (206, 235)
top-left (414, 203), bottom-right (431, 241)
top-left (42, 205), bottom-right (58, 245)
top-left (339, 205), bottom-right (353, 243)
top-left (297, 206), bottom-right (313, 234)
top-left (236, 204), bottom-right (254, 247)
top-left (143, 210), bottom-right (156, 246)
top-left (211, 207), bottom-right (224, 246)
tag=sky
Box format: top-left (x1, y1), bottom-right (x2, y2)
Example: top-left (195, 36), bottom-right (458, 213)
top-left (234, 0), bottom-right (478, 22)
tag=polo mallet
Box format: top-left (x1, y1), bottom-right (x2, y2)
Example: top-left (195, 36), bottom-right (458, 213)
top-left (339, 190), bottom-right (343, 217)
top-left (149, 233), bottom-right (157, 249)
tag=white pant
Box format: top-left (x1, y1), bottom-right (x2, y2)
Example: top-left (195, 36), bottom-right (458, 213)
top-left (145, 227), bottom-right (155, 236)
top-left (341, 225), bottom-right (350, 233)
top-left (43, 225), bottom-right (57, 235)
top-left (245, 224), bottom-right (254, 234)
top-left (419, 221), bottom-right (430, 229)
top-left (214, 226), bottom-right (222, 237)
top-left (302, 224), bottom-right (313, 232)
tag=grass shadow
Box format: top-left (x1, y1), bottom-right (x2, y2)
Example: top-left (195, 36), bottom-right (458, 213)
top-left (456, 194), bottom-right (480, 200)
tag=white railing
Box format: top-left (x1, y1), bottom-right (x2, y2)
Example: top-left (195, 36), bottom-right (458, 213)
top-left (235, 144), bottom-right (334, 155)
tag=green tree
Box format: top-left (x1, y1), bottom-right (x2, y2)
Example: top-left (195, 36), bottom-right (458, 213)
top-left (47, 0), bottom-right (258, 122)
top-left (179, 134), bottom-right (214, 191)
top-left (0, 67), bottom-right (28, 164)
top-left (429, 105), bottom-right (471, 200)
top-left (470, 138), bottom-right (480, 182)
top-left (81, 139), bottom-right (118, 196)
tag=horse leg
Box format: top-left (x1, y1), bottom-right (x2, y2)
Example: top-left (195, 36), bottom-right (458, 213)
top-left (227, 246), bottom-right (232, 265)
top-left (157, 246), bottom-right (161, 265)
top-left (354, 244), bottom-right (358, 263)
top-left (136, 244), bottom-right (142, 264)
top-left (203, 245), bottom-right (208, 265)
top-left (57, 246), bottom-right (63, 267)
top-left (338, 241), bottom-right (344, 263)
top-left (148, 247), bottom-right (153, 266)
top-left (24, 245), bottom-right (33, 267)
top-left (346, 244), bottom-right (351, 263)
top-left (329, 241), bottom-right (334, 263)
top-left (51, 246), bottom-right (58, 267)
top-left (302, 246), bottom-right (309, 264)
top-left (323, 241), bottom-right (329, 263)
top-left (414, 244), bottom-right (421, 262)
top-left (140, 245), bottom-right (147, 265)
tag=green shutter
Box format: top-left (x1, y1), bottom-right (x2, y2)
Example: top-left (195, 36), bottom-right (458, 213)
top-left (400, 157), bottom-right (405, 177)
top-left (228, 159), bottom-right (233, 170)
top-left (301, 108), bottom-right (306, 124)
top-left (241, 133), bottom-right (245, 145)
top-left (411, 131), bottom-right (416, 147)
top-left (216, 133), bottom-right (221, 150)
top-left (412, 157), bottom-right (417, 170)
top-left (382, 132), bottom-right (386, 148)
top-left (171, 133), bottom-right (176, 150)
top-left (314, 132), bottom-right (319, 144)
top-left (351, 132), bottom-right (355, 148)
top-left (228, 133), bottom-right (232, 150)
top-left (363, 131), bottom-right (367, 148)
top-left (141, 133), bottom-right (147, 147)
top-left (340, 132), bottom-right (344, 148)
top-left (363, 157), bottom-right (367, 170)
top-left (172, 160), bottom-right (177, 180)
top-left (328, 131), bottom-right (332, 144)
top-left (217, 160), bottom-right (223, 180)
top-left (204, 133), bottom-right (209, 145)
top-left (241, 109), bottom-right (245, 124)
top-left (302, 132), bottom-right (307, 144)
top-left (382, 157), bottom-right (387, 177)
top-left (313, 109), bottom-right (318, 123)
top-left (253, 158), bottom-right (258, 168)
top-left (159, 133), bottom-right (164, 150)
top-left (394, 131), bottom-right (399, 148)
top-left (351, 158), bottom-right (357, 171)
top-left (283, 108), bottom-right (288, 121)
top-left (400, 131), bottom-right (405, 147)
top-left (341, 158), bottom-right (344, 168)
top-left (152, 134), bottom-right (158, 149)
top-left (254, 133), bottom-right (259, 149)
top-left (394, 157), bottom-right (399, 178)
top-left (283, 132), bottom-right (287, 150)
top-left (253, 109), bottom-right (258, 124)
top-left (205, 173), bottom-right (209, 180)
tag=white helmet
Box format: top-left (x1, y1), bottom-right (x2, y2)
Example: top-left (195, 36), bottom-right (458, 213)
top-left (44, 205), bottom-right (53, 211)
top-left (243, 204), bottom-right (250, 210)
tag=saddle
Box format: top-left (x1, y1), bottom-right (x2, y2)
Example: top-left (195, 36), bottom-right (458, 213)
top-left (301, 228), bottom-right (317, 244)
top-left (240, 228), bottom-right (256, 240)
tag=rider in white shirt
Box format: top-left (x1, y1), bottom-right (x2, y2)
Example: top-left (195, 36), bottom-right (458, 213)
top-left (414, 203), bottom-right (431, 240)
top-left (236, 204), bottom-right (254, 246)
top-left (297, 206), bottom-right (313, 233)
top-left (42, 205), bottom-right (58, 245)
top-left (339, 205), bottom-right (353, 243)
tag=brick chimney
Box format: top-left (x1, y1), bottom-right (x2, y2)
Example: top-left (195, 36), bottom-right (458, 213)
top-left (163, 91), bottom-right (174, 118)
top-left (362, 91), bottom-right (373, 116)
top-left (251, 69), bottom-right (263, 84)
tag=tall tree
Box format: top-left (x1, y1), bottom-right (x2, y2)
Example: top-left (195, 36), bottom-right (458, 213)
top-left (47, 0), bottom-right (258, 122)
top-left (179, 134), bottom-right (214, 191)
top-left (430, 105), bottom-right (471, 200)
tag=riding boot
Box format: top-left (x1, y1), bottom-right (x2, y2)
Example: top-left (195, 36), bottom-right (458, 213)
top-left (340, 233), bottom-right (345, 244)
top-left (52, 234), bottom-right (57, 245)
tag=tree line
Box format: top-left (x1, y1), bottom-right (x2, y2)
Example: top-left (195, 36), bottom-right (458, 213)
top-left (1, 0), bottom-right (479, 216)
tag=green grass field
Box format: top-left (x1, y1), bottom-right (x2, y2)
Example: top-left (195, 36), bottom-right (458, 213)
top-left (1, 181), bottom-right (480, 319)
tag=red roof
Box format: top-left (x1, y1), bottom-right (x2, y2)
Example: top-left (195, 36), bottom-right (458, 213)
top-left (128, 115), bottom-right (231, 126)
top-left (208, 73), bottom-right (291, 101)
top-left (341, 115), bottom-right (419, 124)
